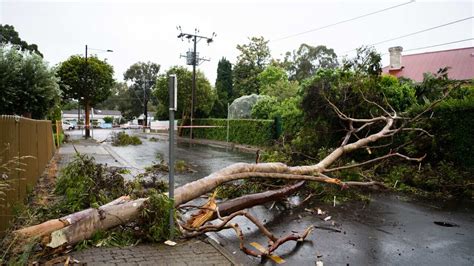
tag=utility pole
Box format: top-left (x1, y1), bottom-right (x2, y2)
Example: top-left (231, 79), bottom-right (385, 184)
top-left (83, 45), bottom-right (113, 138)
top-left (143, 79), bottom-right (148, 131)
top-left (85, 45), bottom-right (89, 138)
top-left (177, 27), bottom-right (216, 140)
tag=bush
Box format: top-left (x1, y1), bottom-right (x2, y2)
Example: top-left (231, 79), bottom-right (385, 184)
top-left (188, 118), bottom-right (275, 146)
top-left (112, 131), bottom-right (142, 146)
top-left (54, 154), bottom-right (128, 213)
top-left (103, 116), bottom-right (114, 124)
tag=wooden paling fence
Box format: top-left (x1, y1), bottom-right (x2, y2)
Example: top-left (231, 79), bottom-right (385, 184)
top-left (0, 115), bottom-right (56, 235)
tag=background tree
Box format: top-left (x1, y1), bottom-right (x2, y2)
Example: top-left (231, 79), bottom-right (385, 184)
top-left (57, 55), bottom-right (114, 137)
top-left (0, 24), bottom-right (43, 57)
top-left (0, 46), bottom-right (60, 118)
top-left (154, 66), bottom-right (215, 120)
top-left (233, 36), bottom-right (271, 97)
top-left (285, 44), bottom-right (338, 82)
top-left (342, 46), bottom-right (381, 76)
top-left (257, 65), bottom-right (299, 100)
top-left (96, 82), bottom-right (128, 111)
top-left (210, 57), bottom-right (233, 118)
top-left (123, 61), bottom-right (160, 127)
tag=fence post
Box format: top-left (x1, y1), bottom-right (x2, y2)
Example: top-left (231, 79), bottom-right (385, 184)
top-left (56, 120), bottom-right (60, 148)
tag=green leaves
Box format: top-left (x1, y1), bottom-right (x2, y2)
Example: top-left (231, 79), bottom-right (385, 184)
top-left (0, 46), bottom-right (60, 118)
top-left (57, 55), bottom-right (114, 107)
top-left (0, 24), bottom-right (43, 57)
top-left (153, 66), bottom-right (215, 119)
top-left (233, 36), bottom-right (271, 97)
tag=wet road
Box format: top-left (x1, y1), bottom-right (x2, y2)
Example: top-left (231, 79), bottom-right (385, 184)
top-left (216, 194), bottom-right (474, 265)
top-left (66, 129), bottom-right (474, 265)
top-left (67, 129), bottom-right (254, 186)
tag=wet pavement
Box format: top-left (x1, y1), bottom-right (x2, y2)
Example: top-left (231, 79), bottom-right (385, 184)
top-left (66, 129), bottom-right (255, 187)
top-left (64, 129), bottom-right (474, 265)
top-left (214, 194), bottom-right (474, 265)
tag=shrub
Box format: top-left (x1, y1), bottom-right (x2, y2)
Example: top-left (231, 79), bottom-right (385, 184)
top-left (112, 131), bottom-right (142, 146)
top-left (103, 116), bottom-right (114, 124)
top-left (54, 154), bottom-right (128, 213)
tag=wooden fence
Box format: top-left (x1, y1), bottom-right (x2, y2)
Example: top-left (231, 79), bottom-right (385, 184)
top-left (0, 115), bottom-right (55, 235)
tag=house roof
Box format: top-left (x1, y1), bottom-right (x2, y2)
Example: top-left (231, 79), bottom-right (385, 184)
top-left (62, 109), bottom-right (84, 115)
top-left (62, 109), bottom-right (122, 116)
top-left (94, 109), bottom-right (122, 116)
top-left (382, 47), bottom-right (474, 82)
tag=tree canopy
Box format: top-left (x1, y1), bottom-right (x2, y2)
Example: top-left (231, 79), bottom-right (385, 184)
top-left (284, 44), bottom-right (338, 82)
top-left (57, 55), bottom-right (115, 107)
top-left (0, 46), bottom-right (60, 118)
top-left (0, 24), bottom-right (43, 57)
top-left (210, 57), bottom-right (233, 117)
top-left (153, 66), bottom-right (215, 119)
top-left (233, 36), bottom-right (271, 97)
top-left (124, 61), bottom-right (160, 124)
top-left (257, 65), bottom-right (299, 100)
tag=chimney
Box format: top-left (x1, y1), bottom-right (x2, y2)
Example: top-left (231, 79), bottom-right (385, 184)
top-left (389, 46), bottom-right (403, 69)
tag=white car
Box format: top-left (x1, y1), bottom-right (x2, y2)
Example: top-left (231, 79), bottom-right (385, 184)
top-left (120, 122), bottom-right (142, 129)
top-left (62, 121), bottom-right (75, 130)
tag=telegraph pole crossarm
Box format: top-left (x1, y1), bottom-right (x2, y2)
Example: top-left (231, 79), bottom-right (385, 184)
top-left (176, 27), bottom-right (216, 141)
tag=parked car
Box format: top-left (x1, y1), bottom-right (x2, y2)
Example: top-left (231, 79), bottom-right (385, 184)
top-left (62, 121), bottom-right (75, 130)
top-left (120, 122), bottom-right (142, 129)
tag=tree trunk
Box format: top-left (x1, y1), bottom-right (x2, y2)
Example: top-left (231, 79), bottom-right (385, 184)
top-left (84, 101), bottom-right (90, 138)
top-left (212, 181), bottom-right (305, 219)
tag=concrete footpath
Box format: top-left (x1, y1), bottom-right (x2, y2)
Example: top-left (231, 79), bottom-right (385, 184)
top-left (68, 240), bottom-right (234, 266)
top-left (57, 137), bottom-right (240, 266)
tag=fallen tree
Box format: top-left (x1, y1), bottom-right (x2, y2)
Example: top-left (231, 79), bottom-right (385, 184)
top-left (11, 94), bottom-right (444, 259)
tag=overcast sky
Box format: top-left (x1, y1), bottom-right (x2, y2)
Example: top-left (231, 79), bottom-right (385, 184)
top-left (1, 0), bottom-right (473, 83)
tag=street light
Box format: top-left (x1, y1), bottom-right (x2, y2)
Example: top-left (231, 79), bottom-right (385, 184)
top-left (83, 45), bottom-right (113, 138)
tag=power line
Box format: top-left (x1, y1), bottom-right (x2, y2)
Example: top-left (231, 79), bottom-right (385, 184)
top-left (342, 16), bottom-right (474, 54)
top-left (271, 0), bottom-right (415, 42)
top-left (403, 38), bottom-right (474, 53)
top-left (381, 37), bottom-right (474, 55)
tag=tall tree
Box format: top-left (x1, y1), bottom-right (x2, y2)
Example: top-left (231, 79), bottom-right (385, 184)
top-left (57, 55), bottom-right (114, 137)
top-left (0, 24), bottom-right (43, 57)
top-left (233, 36), bottom-right (271, 97)
top-left (211, 57), bottom-right (233, 117)
top-left (154, 66), bottom-right (215, 119)
top-left (0, 46), bottom-right (60, 118)
top-left (285, 44), bottom-right (338, 82)
top-left (123, 62), bottom-right (160, 127)
top-left (95, 82), bottom-right (128, 109)
top-left (257, 65), bottom-right (299, 100)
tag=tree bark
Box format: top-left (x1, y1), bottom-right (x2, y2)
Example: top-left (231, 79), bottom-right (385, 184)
top-left (213, 181), bottom-right (305, 219)
top-left (84, 101), bottom-right (90, 138)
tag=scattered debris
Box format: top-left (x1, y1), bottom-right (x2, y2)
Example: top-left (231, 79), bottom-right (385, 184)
top-left (164, 240), bottom-right (177, 246)
top-left (250, 242), bottom-right (285, 264)
top-left (324, 216), bottom-right (332, 221)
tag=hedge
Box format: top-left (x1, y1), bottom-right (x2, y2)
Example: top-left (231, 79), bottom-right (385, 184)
top-left (188, 119), bottom-right (275, 146)
top-left (429, 98), bottom-right (474, 168)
